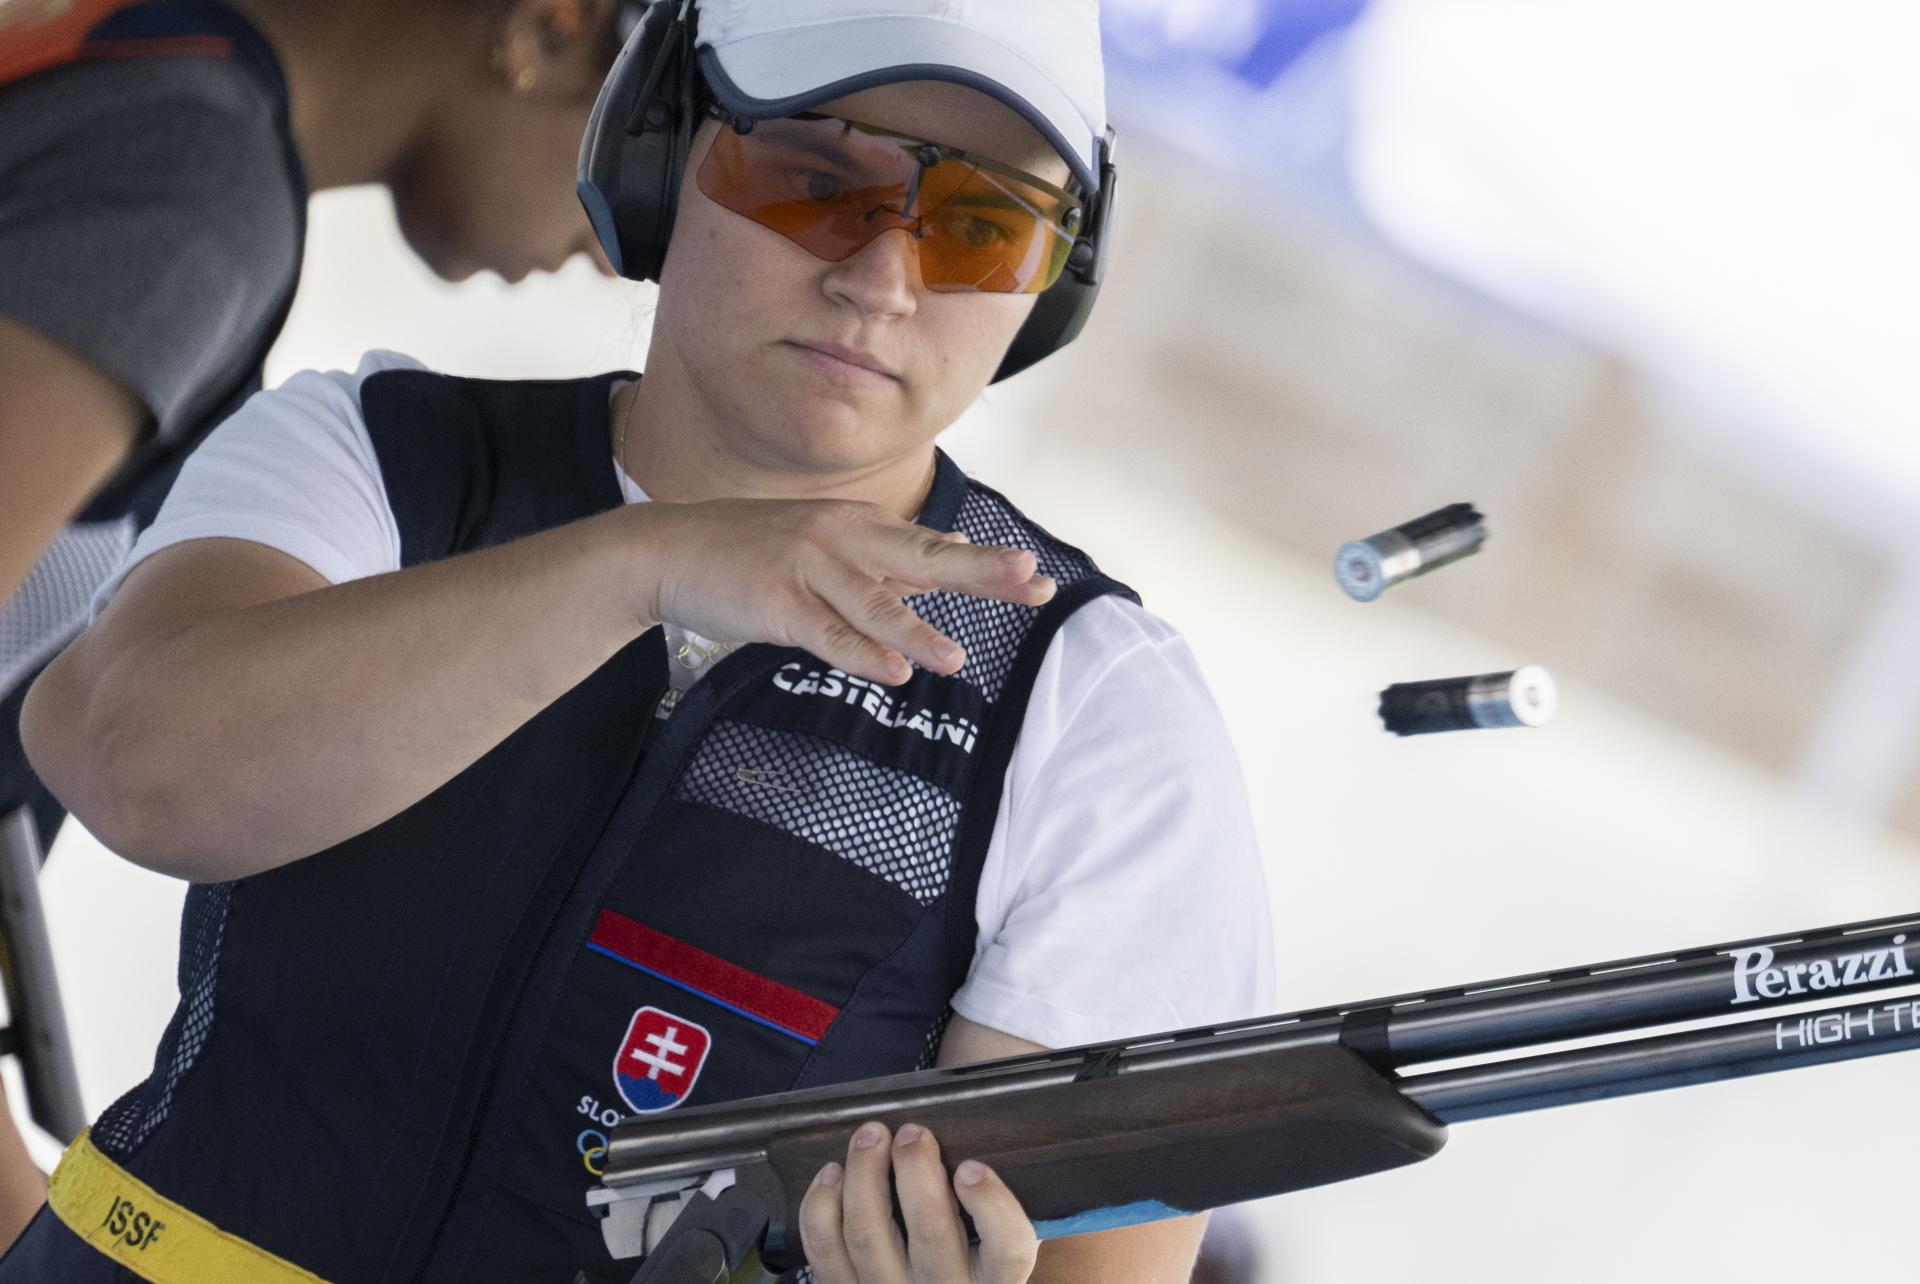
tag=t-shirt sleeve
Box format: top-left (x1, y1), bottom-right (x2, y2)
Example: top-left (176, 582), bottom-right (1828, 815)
top-left (90, 352), bottom-right (412, 616)
top-left (949, 596), bottom-right (1277, 1050)
top-left (0, 58), bottom-right (301, 442)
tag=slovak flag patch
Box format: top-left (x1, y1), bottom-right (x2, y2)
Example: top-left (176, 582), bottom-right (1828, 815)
top-left (613, 1006), bottom-right (712, 1113)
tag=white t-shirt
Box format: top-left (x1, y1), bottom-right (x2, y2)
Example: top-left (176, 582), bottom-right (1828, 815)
top-left (95, 351), bottom-right (1276, 1050)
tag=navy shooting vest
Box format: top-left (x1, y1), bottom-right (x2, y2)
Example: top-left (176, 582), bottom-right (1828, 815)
top-left (5, 368), bottom-right (1134, 1283)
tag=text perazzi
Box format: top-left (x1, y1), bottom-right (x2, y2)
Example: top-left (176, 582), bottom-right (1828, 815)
top-left (1723, 934), bottom-right (1912, 1005)
top-left (771, 662), bottom-right (981, 752)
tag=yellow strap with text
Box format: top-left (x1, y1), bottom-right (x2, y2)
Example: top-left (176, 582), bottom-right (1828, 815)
top-left (48, 1127), bottom-right (329, 1284)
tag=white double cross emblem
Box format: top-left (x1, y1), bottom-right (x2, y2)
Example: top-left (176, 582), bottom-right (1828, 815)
top-left (628, 1024), bottom-right (691, 1082)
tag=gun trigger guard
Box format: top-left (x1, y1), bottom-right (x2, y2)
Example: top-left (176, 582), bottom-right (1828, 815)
top-left (628, 1226), bottom-right (731, 1284)
top-left (622, 1165), bottom-right (787, 1282)
top-left (598, 1192), bottom-right (658, 1261)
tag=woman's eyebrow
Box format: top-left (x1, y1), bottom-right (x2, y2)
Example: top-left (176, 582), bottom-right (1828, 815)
top-left (943, 189), bottom-right (1028, 212)
top-left (775, 122), bottom-right (1069, 208)
top-left (938, 172), bottom-right (1069, 218)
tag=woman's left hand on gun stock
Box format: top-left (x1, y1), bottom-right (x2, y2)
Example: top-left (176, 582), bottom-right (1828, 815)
top-left (799, 1120), bottom-right (1037, 1284)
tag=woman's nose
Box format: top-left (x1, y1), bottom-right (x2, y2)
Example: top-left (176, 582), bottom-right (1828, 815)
top-left (823, 226), bottom-right (921, 317)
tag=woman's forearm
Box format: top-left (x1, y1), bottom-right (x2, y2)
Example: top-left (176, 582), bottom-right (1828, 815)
top-left (27, 491), bottom-right (1050, 882)
top-left (25, 505), bottom-right (654, 880)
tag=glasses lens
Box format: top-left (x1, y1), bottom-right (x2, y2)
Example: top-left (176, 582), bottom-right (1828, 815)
top-left (909, 154), bottom-right (1078, 294)
top-left (695, 115), bottom-right (1081, 294)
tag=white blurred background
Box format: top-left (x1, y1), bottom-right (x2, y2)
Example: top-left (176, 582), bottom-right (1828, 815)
top-left (16, 1), bottom-right (1920, 1279)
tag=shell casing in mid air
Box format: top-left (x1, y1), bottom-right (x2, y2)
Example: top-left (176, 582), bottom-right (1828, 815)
top-left (1336, 503), bottom-right (1486, 602)
top-left (1379, 666), bottom-right (1557, 736)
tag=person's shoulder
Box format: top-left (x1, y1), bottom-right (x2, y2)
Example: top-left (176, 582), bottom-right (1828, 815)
top-left (358, 360), bottom-right (626, 396)
top-left (0, 46), bottom-right (304, 313)
top-left (951, 473), bottom-right (1124, 595)
top-left (3, 51), bottom-right (302, 281)
top-left (1041, 595), bottom-right (1208, 712)
top-left (4, 49), bottom-right (291, 182)
top-left (4, 48), bottom-right (288, 168)
top-left (198, 352), bottom-right (417, 457)
top-left (269, 351), bottom-right (426, 418)
top-left (353, 358), bottom-right (629, 434)
top-left (337, 350), bottom-right (437, 391)
top-left (1063, 593), bottom-right (1182, 648)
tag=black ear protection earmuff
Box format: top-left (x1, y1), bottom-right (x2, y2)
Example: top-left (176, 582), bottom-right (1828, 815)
top-left (576, 0), bottom-right (700, 285)
top-left (576, 0), bottom-right (1116, 381)
top-left (995, 129), bottom-right (1114, 381)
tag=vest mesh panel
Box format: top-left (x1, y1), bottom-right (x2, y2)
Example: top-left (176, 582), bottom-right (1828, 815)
top-left (675, 720), bottom-right (960, 904)
top-left (91, 882), bottom-right (232, 1157)
top-left (914, 489), bottom-right (1101, 703)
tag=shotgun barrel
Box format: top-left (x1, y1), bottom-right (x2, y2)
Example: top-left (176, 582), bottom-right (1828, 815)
top-left (1404, 991), bottom-right (1920, 1122)
top-left (585, 912), bottom-right (1920, 1282)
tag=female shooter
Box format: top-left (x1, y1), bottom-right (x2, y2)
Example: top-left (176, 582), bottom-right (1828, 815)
top-left (12, 1), bottom-right (1275, 1279)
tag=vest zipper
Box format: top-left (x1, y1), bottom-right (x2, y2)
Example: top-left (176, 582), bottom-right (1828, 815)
top-left (411, 673), bottom-right (689, 1279)
top-left (640, 686), bottom-right (680, 752)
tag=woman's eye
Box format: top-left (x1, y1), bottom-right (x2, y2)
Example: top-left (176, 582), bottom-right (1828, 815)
top-left (955, 215), bottom-right (1014, 249)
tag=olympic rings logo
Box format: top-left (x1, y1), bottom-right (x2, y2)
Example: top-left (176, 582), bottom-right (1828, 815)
top-left (578, 1129), bottom-right (609, 1177)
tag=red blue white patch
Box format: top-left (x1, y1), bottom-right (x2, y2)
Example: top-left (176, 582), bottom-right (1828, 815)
top-left (586, 909), bottom-right (840, 1045)
top-left (613, 1006), bottom-right (711, 1114)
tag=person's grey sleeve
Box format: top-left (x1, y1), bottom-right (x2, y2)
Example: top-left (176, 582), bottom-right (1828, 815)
top-left (0, 59), bottom-right (301, 442)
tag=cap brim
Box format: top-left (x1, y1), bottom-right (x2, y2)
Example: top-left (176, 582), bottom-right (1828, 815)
top-left (698, 19), bottom-right (1100, 192)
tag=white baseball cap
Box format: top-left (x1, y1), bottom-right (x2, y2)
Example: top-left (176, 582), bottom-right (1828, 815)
top-left (690, 0), bottom-right (1108, 193)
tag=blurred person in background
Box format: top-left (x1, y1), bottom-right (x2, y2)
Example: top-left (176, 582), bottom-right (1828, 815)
top-left (7, 0), bottom-right (1275, 1279)
top-left (0, 0), bottom-right (636, 1247)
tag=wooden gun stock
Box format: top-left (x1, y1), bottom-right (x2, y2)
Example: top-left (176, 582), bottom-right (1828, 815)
top-left (755, 1045), bottom-right (1442, 1263)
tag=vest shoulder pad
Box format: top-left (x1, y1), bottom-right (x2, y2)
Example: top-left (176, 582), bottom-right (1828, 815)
top-left (359, 368), bottom-right (628, 567)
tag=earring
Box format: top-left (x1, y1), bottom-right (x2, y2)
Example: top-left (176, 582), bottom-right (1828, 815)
top-left (491, 41), bottom-right (538, 94)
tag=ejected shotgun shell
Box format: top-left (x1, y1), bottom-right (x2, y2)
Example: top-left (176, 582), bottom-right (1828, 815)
top-left (1379, 666), bottom-right (1557, 736)
top-left (1335, 503), bottom-right (1486, 601)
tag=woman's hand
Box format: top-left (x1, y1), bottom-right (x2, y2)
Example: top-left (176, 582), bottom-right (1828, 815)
top-left (799, 1121), bottom-right (1038, 1284)
top-left (625, 499), bottom-right (1055, 686)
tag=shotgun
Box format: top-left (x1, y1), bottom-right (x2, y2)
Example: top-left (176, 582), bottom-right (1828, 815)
top-left (576, 910), bottom-right (1920, 1283)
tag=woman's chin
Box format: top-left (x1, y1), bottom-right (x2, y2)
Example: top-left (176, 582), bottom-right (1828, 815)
top-left (756, 412), bottom-right (899, 477)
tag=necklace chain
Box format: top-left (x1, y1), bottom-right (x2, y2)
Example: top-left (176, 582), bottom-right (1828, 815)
top-left (667, 629), bottom-right (737, 670)
top-left (616, 379), bottom-right (638, 482)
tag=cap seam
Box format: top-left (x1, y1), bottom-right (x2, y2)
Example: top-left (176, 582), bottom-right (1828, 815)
top-left (701, 15), bottom-right (1101, 131)
top-left (698, 51), bottom-right (1099, 191)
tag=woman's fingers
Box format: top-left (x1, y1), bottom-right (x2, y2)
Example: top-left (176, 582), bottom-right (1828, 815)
top-left (792, 602), bottom-right (914, 687)
top-left (839, 1122), bottom-right (909, 1284)
top-left (891, 1124), bottom-right (971, 1281)
top-left (798, 1161), bottom-right (857, 1284)
top-left (824, 568), bottom-right (967, 677)
top-left (952, 1160), bottom-right (1039, 1284)
top-left (834, 513), bottom-right (1048, 606)
top-left (817, 524), bottom-right (1057, 682)
top-left (800, 1122), bottom-right (1036, 1284)
top-left (644, 498), bottom-right (1057, 688)
top-left (884, 534), bottom-right (1056, 607)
